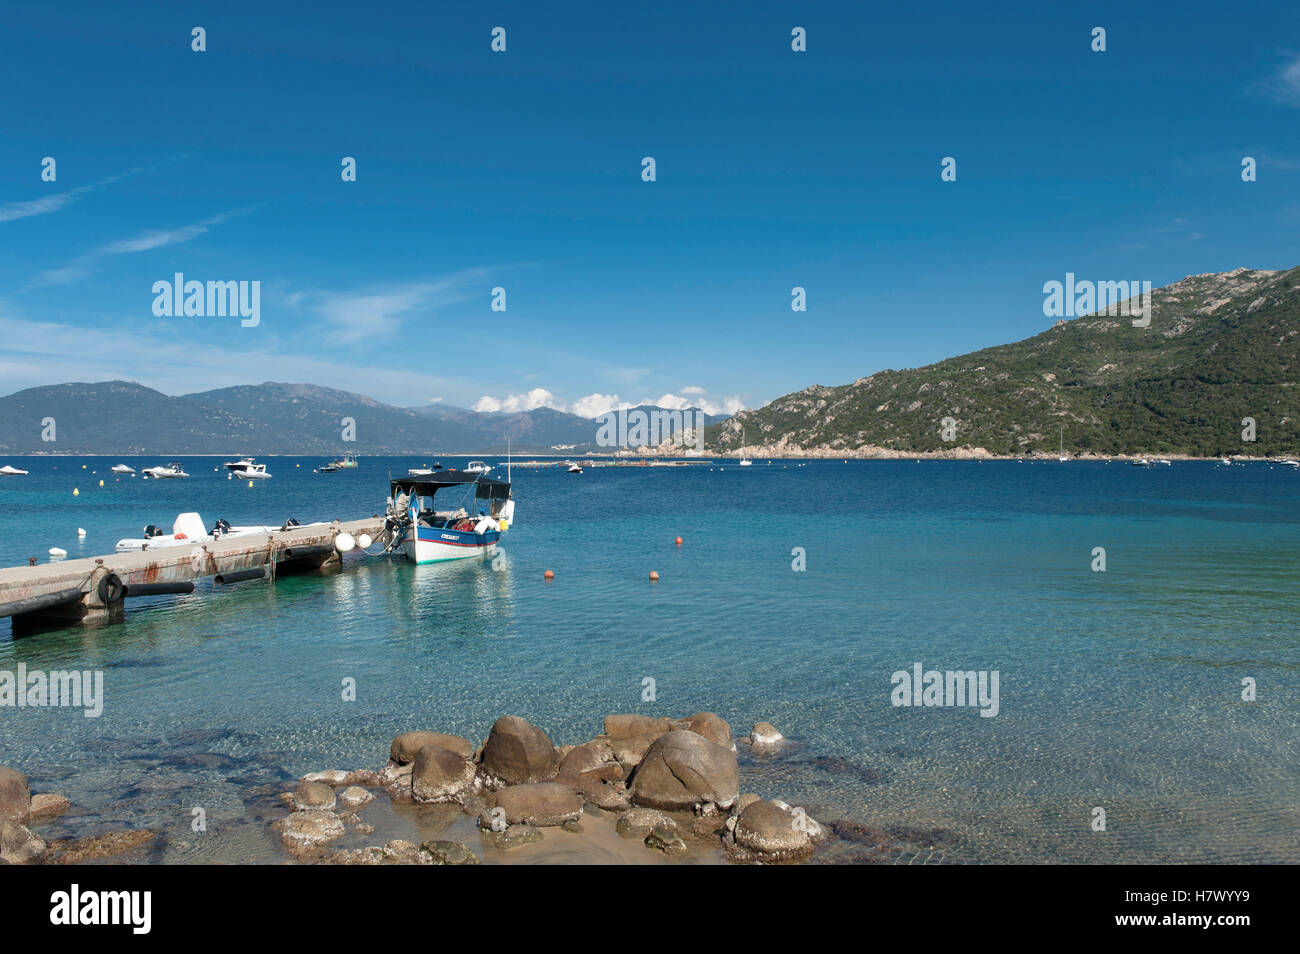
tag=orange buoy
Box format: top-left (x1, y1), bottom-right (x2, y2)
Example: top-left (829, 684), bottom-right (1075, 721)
top-left (675, 536), bottom-right (682, 546)
top-left (544, 570), bottom-right (554, 580)
top-left (649, 570), bottom-right (659, 581)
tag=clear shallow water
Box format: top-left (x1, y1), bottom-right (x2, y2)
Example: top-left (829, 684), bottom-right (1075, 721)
top-left (1, 456), bottom-right (1297, 863)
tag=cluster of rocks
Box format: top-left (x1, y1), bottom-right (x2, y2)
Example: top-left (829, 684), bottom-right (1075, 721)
top-left (274, 712), bottom-right (824, 864)
top-left (0, 766), bottom-right (72, 864)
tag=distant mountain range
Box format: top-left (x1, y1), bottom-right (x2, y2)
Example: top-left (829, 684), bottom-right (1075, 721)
top-left (0, 381), bottom-right (727, 455)
top-left (5, 266), bottom-right (1295, 459)
top-left (709, 266), bottom-right (1300, 457)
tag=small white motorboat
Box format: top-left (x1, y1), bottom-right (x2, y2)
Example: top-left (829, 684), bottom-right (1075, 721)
top-left (110, 463), bottom-right (136, 474)
top-left (1155, 459), bottom-right (1172, 466)
top-left (1130, 458), bottom-right (1151, 467)
top-left (567, 462), bottom-right (583, 474)
top-left (234, 463), bottom-right (271, 479)
top-left (0, 465), bottom-right (29, 476)
top-left (143, 462), bottom-right (190, 479)
top-left (224, 457), bottom-right (256, 472)
top-left (407, 463), bottom-right (444, 477)
top-left (115, 513), bottom-right (321, 552)
top-left (464, 460), bottom-right (492, 475)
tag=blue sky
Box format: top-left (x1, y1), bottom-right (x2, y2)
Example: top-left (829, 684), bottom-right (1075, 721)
top-left (1, 1), bottom-right (1298, 416)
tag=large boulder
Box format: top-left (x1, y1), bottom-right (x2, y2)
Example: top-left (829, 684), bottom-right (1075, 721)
top-left (604, 714), bottom-right (673, 739)
top-left (492, 783), bottom-right (583, 827)
top-left (629, 730), bottom-right (739, 811)
top-left (411, 745), bottom-right (476, 803)
top-left (558, 740), bottom-right (623, 782)
top-left (730, 800), bottom-right (820, 861)
top-left (479, 716), bottom-right (559, 785)
top-left (0, 768), bottom-right (31, 825)
top-left (609, 734), bottom-right (663, 768)
top-left (390, 731), bottom-right (474, 764)
top-left (687, 712), bottom-right (734, 750)
top-left (0, 820), bottom-right (46, 864)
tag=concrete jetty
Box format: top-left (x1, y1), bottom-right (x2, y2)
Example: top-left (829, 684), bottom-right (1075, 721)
top-left (0, 517), bottom-right (386, 633)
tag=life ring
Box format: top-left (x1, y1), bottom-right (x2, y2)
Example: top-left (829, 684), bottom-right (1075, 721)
top-left (97, 573), bottom-right (124, 604)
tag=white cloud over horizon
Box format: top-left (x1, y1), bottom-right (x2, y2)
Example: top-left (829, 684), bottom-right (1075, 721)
top-left (473, 386), bottom-right (746, 418)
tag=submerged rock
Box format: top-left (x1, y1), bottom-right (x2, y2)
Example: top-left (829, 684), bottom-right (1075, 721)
top-left (411, 745), bottom-right (476, 803)
top-left (337, 786), bottom-right (375, 810)
top-left (46, 828), bottom-right (157, 863)
top-left (481, 824), bottom-right (544, 851)
top-left (29, 793), bottom-right (69, 823)
top-left (479, 716), bottom-right (560, 786)
top-left (422, 840), bottom-right (480, 865)
top-left (615, 808), bottom-right (676, 840)
top-left (293, 780), bottom-right (337, 812)
top-left (302, 769), bottom-right (350, 786)
top-left (646, 825), bottom-right (687, 856)
top-left (629, 730), bottom-right (739, 811)
top-left (278, 810), bottom-right (345, 851)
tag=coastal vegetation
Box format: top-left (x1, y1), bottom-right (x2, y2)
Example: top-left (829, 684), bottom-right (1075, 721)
top-left (709, 267), bottom-right (1300, 457)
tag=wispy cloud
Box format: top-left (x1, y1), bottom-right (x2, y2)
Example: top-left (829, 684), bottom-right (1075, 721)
top-left (1256, 52), bottom-right (1300, 105)
top-left (0, 167), bottom-right (141, 224)
top-left (25, 209), bottom-right (252, 289)
top-left (291, 268), bottom-right (492, 345)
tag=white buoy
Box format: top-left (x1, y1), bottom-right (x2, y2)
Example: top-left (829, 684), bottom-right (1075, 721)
top-left (335, 532), bottom-right (356, 553)
top-left (49, 547), bottom-right (67, 558)
top-left (77, 528), bottom-right (86, 538)
top-left (356, 533), bottom-right (372, 549)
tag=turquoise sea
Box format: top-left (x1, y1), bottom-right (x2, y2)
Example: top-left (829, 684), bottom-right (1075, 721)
top-left (1, 456), bottom-right (1297, 863)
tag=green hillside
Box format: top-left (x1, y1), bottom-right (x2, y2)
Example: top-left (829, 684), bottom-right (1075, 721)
top-left (709, 266), bottom-right (1300, 457)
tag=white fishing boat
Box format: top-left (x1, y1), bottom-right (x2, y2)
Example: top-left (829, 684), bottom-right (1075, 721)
top-left (143, 462), bottom-right (189, 479)
top-left (0, 465), bottom-right (29, 476)
top-left (115, 513), bottom-right (321, 552)
top-left (1130, 458), bottom-right (1151, 467)
top-left (1155, 458), bottom-right (1172, 466)
top-left (224, 457), bottom-right (255, 472)
top-left (330, 454), bottom-right (359, 469)
top-left (233, 463), bottom-right (271, 479)
top-left (110, 463), bottom-right (135, 474)
top-left (407, 463), bottom-right (444, 477)
top-left (384, 470), bottom-right (514, 564)
top-left (567, 462), bottom-right (583, 474)
top-left (464, 460), bottom-right (492, 475)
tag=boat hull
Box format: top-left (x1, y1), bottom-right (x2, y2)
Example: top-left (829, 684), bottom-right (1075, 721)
top-left (403, 525), bottom-right (500, 564)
